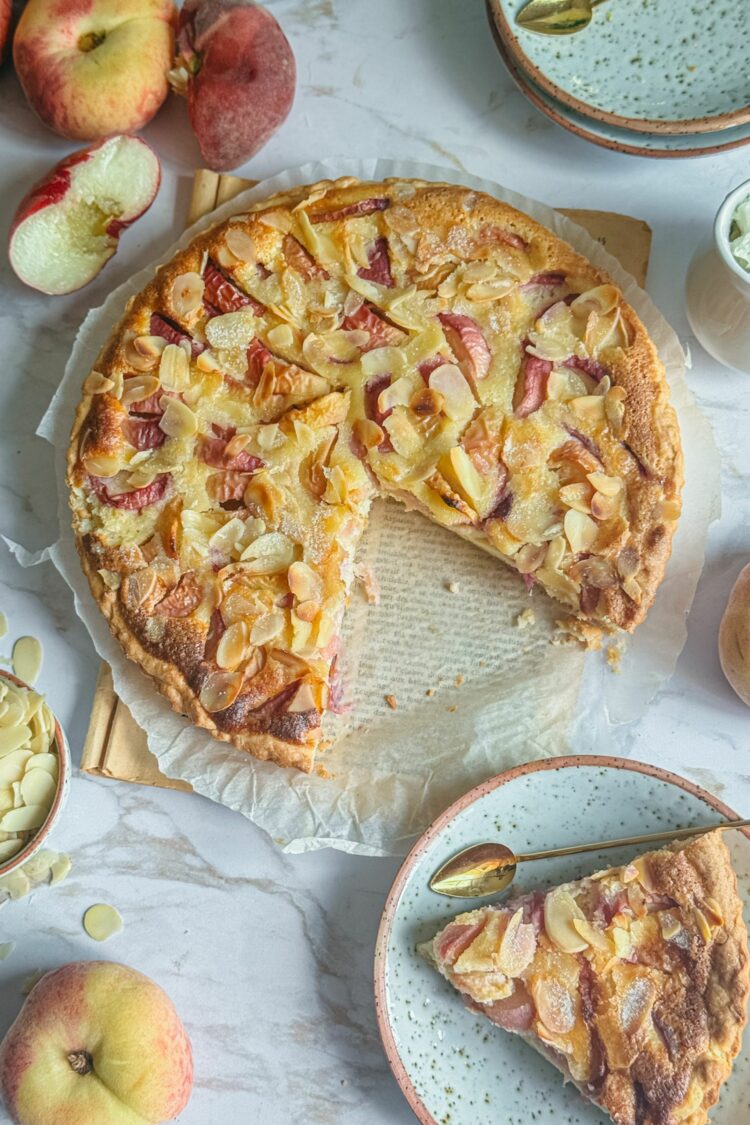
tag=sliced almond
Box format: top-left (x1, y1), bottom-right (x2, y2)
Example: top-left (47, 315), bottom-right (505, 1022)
top-left (267, 324), bottom-right (294, 350)
top-left (287, 682), bottom-right (318, 714)
top-left (563, 509), bottom-right (598, 553)
top-left (559, 483), bottom-right (592, 513)
top-left (515, 543), bottom-right (546, 574)
top-left (159, 343), bottom-right (191, 391)
top-left (171, 271), bottom-right (204, 318)
top-left (694, 907), bottom-right (712, 943)
top-left (377, 377), bottom-right (414, 415)
top-left (159, 397), bottom-right (197, 439)
top-left (587, 472), bottom-right (622, 497)
top-left (497, 909), bottom-right (537, 976)
top-left (702, 897), bottom-right (724, 926)
top-left (83, 370), bottom-right (115, 396)
top-left (121, 376), bottom-right (160, 408)
top-left (20, 770), bottom-right (56, 809)
top-left (570, 284), bottom-right (619, 317)
top-left (250, 613), bottom-right (285, 646)
top-left (353, 418), bottom-right (384, 451)
top-left (25, 754), bottom-right (58, 776)
top-left (295, 599), bottom-right (320, 623)
top-left (440, 446), bottom-right (485, 509)
top-left (215, 622), bottom-right (251, 671)
top-left (428, 364), bottom-right (475, 423)
top-left (543, 888), bottom-right (588, 954)
top-left (572, 916), bottom-right (612, 953)
top-left (199, 670), bottom-right (244, 713)
top-left (125, 335), bottom-right (166, 371)
top-left (241, 532), bottom-right (295, 567)
top-left (225, 228), bottom-right (257, 263)
top-left (83, 903), bottom-right (123, 942)
top-left (288, 561), bottom-right (323, 604)
top-left (612, 926), bottom-right (632, 959)
top-left (590, 492), bottom-right (618, 521)
top-left (0, 805), bottom-right (47, 833)
top-left (533, 976), bottom-right (576, 1035)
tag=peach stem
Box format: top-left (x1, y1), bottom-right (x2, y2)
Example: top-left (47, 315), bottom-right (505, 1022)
top-left (67, 1050), bottom-right (94, 1076)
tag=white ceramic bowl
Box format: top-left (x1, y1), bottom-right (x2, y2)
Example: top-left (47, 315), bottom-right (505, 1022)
top-left (686, 178), bottom-right (750, 373)
top-left (0, 670), bottom-right (71, 880)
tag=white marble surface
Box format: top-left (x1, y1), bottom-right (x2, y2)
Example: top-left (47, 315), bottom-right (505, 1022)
top-left (1, 1), bottom-right (750, 1121)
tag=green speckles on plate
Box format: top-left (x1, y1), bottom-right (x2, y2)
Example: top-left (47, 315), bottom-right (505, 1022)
top-left (493, 0), bottom-right (750, 132)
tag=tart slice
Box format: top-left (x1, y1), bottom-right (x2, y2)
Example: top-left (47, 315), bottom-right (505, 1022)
top-left (423, 831), bottom-right (749, 1125)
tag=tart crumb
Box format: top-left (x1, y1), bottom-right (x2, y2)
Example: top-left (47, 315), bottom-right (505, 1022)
top-left (607, 643), bottom-right (624, 673)
top-left (454, 674), bottom-right (465, 687)
top-left (447, 705), bottom-right (458, 713)
top-left (354, 563), bottom-right (381, 605)
top-left (385, 694), bottom-right (398, 710)
top-left (446, 580), bottom-right (460, 593)
top-left (425, 687), bottom-right (436, 697)
top-left (515, 607), bottom-right (536, 630)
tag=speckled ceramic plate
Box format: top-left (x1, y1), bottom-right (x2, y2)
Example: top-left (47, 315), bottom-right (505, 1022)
top-left (374, 756), bottom-right (750, 1124)
top-left (489, 0), bottom-right (750, 135)
top-left (488, 11), bottom-right (750, 159)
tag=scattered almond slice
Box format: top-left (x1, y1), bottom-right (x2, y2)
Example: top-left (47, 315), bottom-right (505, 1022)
top-left (83, 903), bottom-right (123, 942)
top-left (11, 637), bottom-right (43, 686)
top-left (0, 870), bottom-right (31, 900)
top-left (21, 849), bottom-right (59, 883)
top-left (49, 853), bottom-right (72, 885)
top-left (0, 612), bottom-right (7, 639)
top-left (0, 941), bottom-right (15, 961)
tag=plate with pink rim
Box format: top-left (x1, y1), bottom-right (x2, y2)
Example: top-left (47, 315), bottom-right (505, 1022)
top-left (487, 9), bottom-right (750, 160)
top-left (488, 0), bottom-right (750, 136)
top-left (374, 756), bottom-right (750, 1124)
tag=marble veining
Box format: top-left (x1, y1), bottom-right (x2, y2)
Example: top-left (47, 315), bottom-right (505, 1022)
top-left (1, 1), bottom-right (750, 1121)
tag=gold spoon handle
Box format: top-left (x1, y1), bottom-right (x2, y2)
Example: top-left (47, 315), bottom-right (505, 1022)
top-left (516, 818), bottom-right (750, 865)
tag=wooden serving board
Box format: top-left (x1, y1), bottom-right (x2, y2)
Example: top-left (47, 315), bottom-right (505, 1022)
top-left (79, 171), bottom-right (652, 792)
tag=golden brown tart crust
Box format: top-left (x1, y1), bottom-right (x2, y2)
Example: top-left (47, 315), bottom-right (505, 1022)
top-left (68, 178), bottom-right (683, 769)
top-left (426, 831), bottom-right (749, 1125)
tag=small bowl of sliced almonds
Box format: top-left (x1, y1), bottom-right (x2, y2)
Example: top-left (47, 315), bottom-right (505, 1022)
top-left (0, 669), bottom-right (70, 878)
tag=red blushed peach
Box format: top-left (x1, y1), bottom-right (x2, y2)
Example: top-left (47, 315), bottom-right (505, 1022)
top-left (171, 0), bottom-right (296, 171)
top-left (0, 961), bottom-right (193, 1125)
top-left (0, 0), bottom-right (12, 62)
top-left (13, 0), bottom-right (176, 141)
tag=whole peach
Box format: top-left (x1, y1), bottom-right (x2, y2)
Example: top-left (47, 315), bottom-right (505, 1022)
top-left (172, 0), bottom-right (296, 171)
top-left (13, 0), bottom-right (176, 141)
top-left (0, 961), bottom-right (193, 1125)
top-left (0, 0), bottom-right (11, 63)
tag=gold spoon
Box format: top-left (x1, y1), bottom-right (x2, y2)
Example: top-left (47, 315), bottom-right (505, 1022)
top-left (515, 0), bottom-right (609, 36)
top-left (429, 818), bottom-right (750, 898)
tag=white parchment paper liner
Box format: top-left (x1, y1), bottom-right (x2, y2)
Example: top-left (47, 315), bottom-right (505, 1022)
top-left (36, 158), bottom-right (719, 856)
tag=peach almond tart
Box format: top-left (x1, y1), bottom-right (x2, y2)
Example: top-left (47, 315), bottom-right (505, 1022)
top-left (67, 177), bottom-right (683, 771)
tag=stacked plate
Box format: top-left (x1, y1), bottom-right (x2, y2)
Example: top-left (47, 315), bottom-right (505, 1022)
top-left (487, 0), bottom-right (750, 157)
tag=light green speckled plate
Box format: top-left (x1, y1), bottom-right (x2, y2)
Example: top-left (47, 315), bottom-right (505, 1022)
top-left (490, 0), bottom-right (750, 135)
top-left (374, 757), bottom-right (750, 1124)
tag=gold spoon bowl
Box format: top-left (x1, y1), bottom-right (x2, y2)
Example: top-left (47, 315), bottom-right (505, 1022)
top-left (430, 817), bottom-right (750, 898)
top-left (515, 0), bottom-right (608, 36)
